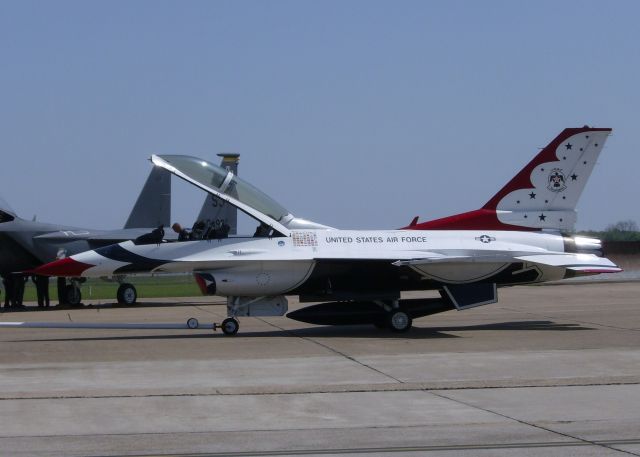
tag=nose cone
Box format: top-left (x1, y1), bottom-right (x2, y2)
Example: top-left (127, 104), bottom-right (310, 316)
top-left (32, 257), bottom-right (95, 277)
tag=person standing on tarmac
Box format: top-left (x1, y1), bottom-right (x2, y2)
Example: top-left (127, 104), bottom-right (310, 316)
top-left (56, 248), bottom-right (67, 305)
top-left (32, 275), bottom-right (42, 307)
top-left (57, 277), bottom-right (66, 305)
top-left (40, 275), bottom-right (50, 307)
top-left (32, 275), bottom-right (50, 307)
top-left (12, 274), bottom-right (27, 309)
top-left (2, 275), bottom-right (14, 309)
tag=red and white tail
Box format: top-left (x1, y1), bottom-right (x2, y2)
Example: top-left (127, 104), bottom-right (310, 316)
top-left (406, 127), bottom-right (612, 231)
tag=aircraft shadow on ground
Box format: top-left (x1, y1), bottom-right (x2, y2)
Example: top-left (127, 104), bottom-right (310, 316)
top-left (10, 320), bottom-right (592, 343)
top-left (429, 320), bottom-right (593, 332)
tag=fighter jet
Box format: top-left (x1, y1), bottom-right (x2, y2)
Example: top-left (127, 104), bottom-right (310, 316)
top-left (2, 154), bottom-right (239, 306)
top-left (0, 164), bottom-right (172, 305)
top-left (35, 127), bottom-right (620, 335)
top-left (197, 153), bottom-right (240, 235)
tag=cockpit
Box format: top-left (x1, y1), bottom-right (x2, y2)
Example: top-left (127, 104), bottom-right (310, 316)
top-left (154, 155), bottom-right (290, 223)
top-left (150, 154), bottom-right (332, 238)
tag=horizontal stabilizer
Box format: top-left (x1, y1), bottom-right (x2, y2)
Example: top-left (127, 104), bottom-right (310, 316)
top-left (515, 253), bottom-right (622, 273)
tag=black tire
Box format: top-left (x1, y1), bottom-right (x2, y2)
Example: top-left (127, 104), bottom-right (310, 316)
top-left (387, 310), bottom-right (412, 333)
top-left (221, 318), bottom-right (239, 336)
top-left (64, 285), bottom-right (82, 306)
top-left (117, 283), bottom-right (137, 305)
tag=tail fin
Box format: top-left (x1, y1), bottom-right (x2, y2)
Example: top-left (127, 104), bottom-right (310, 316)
top-left (196, 153), bottom-right (240, 235)
top-left (0, 196), bottom-right (17, 222)
top-left (407, 127), bottom-right (612, 231)
top-left (124, 166), bottom-right (171, 229)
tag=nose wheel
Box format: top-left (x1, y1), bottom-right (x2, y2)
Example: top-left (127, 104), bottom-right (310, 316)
top-left (117, 283), bottom-right (137, 305)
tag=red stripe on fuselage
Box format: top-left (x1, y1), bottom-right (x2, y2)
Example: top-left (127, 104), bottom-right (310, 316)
top-left (32, 257), bottom-right (94, 277)
top-left (402, 208), bottom-right (536, 231)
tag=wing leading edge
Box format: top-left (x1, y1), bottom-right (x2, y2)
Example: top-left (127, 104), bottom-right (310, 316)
top-left (393, 252), bottom-right (620, 273)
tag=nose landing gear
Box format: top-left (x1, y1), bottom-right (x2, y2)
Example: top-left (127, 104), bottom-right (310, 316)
top-left (117, 283), bottom-right (138, 305)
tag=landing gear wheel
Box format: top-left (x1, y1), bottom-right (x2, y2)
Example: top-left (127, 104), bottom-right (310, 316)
top-left (187, 318), bottom-right (199, 329)
top-left (64, 285), bottom-right (82, 306)
top-left (117, 283), bottom-right (137, 305)
top-left (387, 310), bottom-right (412, 333)
top-left (221, 318), bottom-right (239, 336)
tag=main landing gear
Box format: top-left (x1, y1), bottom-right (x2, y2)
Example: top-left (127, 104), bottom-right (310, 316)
top-left (373, 309), bottom-right (413, 332)
top-left (386, 309), bottom-right (413, 332)
top-left (374, 301), bottom-right (413, 332)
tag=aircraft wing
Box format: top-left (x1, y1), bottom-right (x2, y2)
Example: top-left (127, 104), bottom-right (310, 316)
top-left (392, 252), bottom-right (621, 273)
top-left (33, 229), bottom-right (178, 245)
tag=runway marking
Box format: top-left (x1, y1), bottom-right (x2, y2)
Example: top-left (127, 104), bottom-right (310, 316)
top-left (429, 389), bottom-right (640, 456)
top-left (255, 317), bottom-right (404, 384)
top-left (0, 380), bottom-right (638, 401)
top-left (85, 438), bottom-right (640, 456)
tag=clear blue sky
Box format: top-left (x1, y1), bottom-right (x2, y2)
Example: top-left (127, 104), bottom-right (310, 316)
top-left (1, 0), bottom-right (638, 231)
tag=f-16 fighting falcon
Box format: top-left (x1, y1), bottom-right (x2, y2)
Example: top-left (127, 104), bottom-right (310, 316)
top-left (34, 127), bottom-right (621, 335)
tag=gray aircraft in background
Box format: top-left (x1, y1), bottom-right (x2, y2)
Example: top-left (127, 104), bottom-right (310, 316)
top-left (196, 153), bottom-right (240, 236)
top-left (0, 153), bottom-right (238, 306)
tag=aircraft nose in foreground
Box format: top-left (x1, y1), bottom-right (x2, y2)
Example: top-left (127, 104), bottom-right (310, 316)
top-left (32, 257), bottom-right (95, 277)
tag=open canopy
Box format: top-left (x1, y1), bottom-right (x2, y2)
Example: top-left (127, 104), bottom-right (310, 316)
top-left (152, 154), bottom-right (299, 235)
top-left (151, 154), bottom-right (332, 235)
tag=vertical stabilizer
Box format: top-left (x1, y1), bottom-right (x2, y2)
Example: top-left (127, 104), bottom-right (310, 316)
top-left (124, 166), bottom-right (171, 229)
top-left (408, 127), bottom-right (612, 231)
top-left (0, 196), bottom-right (17, 220)
top-left (197, 153), bottom-right (240, 235)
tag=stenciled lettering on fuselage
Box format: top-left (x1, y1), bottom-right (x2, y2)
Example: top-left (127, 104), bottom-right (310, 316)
top-left (323, 235), bottom-right (428, 244)
top-left (292, 232), bottom-right (318, 247)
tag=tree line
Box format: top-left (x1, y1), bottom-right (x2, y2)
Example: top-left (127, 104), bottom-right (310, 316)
top-left (578, 220), bottom-right (640, 241)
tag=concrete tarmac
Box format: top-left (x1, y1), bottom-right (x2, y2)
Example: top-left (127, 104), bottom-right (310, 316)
top-left (0, 282), bottom-right (639, 456)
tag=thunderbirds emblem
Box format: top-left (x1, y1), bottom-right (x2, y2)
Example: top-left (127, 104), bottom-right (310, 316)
top-left (547, 168), bottom-right (567, 192)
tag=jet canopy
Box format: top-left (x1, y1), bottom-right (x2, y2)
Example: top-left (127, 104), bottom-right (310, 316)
top-left (151, 155), bottom-right (330, 235)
